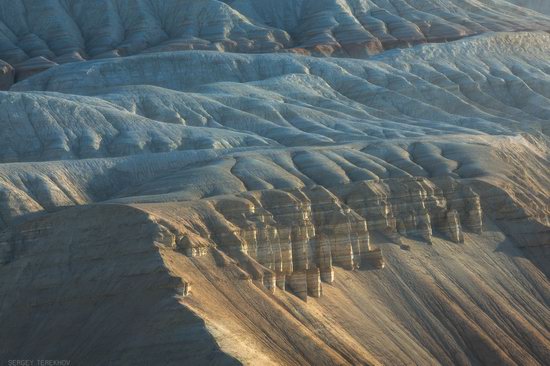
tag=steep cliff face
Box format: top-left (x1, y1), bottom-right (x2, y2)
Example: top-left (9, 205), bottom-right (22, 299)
top-left (0, 176), bottom-right (546, 365)
top-left (129, 176), bottom-right (487, 301)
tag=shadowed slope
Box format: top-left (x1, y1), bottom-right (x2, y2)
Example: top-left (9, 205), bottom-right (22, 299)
top-left (0, 11), bottom-right (548, 365)
top-left (0, 204), bottom-right (240, 365)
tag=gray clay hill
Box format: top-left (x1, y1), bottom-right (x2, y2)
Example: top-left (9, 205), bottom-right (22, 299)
top-left (0, 1), bottom-right (549, 365)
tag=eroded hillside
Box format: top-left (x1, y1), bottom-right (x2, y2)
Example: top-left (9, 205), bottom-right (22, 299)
top-left (0, 1), bottom-right (548, 365)
top-left (1, 0), bottom-right (550, 88)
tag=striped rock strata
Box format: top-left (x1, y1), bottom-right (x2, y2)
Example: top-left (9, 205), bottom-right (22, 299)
top-left (145, 177), bottom-right (483, 301)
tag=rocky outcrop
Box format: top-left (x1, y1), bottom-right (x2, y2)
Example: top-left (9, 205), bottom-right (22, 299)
top-left (0, 192), bottom-right (546, 365)
top-left (147, 177), bottom-right (484, 301)
top-left (0, 1), bottom-right (547, 364)
top-left (336, 177), bottom-right (483, 245)
top-left (470, 180), bottom-right (549, 251)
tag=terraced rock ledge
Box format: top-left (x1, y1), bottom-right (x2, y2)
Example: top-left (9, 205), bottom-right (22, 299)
top-left (0, 2), bottom-right (549, 365)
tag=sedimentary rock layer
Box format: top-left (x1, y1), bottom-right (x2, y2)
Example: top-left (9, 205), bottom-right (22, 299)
top-left (0, 10), bottom-right (548, 365)
top-left (0, 189), bottom-right (547, 365)
top-left (0, 0), bottom-right (549, 88)
top-left (6, 32), bottom-right (549, 165)
top-left (132, 176), bottom-right (485, 300)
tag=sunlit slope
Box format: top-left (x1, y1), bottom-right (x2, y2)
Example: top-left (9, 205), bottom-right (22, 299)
top-left (7, 32), bottom-right (550, 164)
top-left (0, 18), bottom-right (548, 366)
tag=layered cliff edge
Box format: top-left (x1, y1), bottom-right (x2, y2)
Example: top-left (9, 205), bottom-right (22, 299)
top-left (0, 170), bottom-right (548, 365)
top-left (0, 5), bottom-right (548, 365)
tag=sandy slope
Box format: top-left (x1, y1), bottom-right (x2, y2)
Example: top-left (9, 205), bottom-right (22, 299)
top-left (168, 222), bottom-right (550, 365)
top-left (1, 199), bottom-right (547, 365)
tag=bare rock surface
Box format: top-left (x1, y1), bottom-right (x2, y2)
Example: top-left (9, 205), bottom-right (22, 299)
top-left (0, 0), bottom-right (550, 80)
top-left (7, 32), bottom-right (550, 164)
top-left (0, 190), bottom-right (547, 365)
top-left (0, 3), bottom-right (548, 365)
